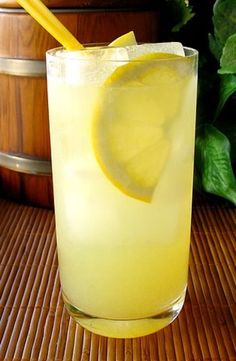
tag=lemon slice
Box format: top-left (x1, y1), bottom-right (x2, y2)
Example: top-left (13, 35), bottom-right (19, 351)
top-left (93, 52), bottom-right (183, 202)
top-left (109, 31), bottom-right (137, 47)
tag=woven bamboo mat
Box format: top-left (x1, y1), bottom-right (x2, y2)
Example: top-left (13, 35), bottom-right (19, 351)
top-left (0, 196), bottom-right (235, 361)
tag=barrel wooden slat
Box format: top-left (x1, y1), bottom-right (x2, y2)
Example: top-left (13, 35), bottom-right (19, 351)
top-left (0, 168), bottom-right (54, 207)
top-left (0, 10), bottom-right (160, 59)
top-left (0, 75), bottom-right (50, 157)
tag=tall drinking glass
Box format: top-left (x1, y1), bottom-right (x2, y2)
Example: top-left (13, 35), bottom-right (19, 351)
top-left (46, 46), bottom-right (198, 338)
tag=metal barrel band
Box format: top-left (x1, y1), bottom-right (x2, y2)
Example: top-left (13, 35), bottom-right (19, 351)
top-left (0, 7), bottom-right (157, 14)
top-left (0, 57), bottom-right (46, 76)
top-left (0, 152), bottom-right (52, 175)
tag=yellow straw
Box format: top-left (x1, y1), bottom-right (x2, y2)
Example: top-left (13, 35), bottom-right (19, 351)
top-left (16, 0), bottom-right (84, 50)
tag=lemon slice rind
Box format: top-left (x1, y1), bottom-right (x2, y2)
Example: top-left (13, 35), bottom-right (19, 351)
top-left (109, 31), bottom-right (137, 47)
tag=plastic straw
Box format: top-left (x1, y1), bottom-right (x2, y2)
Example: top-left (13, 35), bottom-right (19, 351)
top-left (16, 0), bottom-right (84, 50)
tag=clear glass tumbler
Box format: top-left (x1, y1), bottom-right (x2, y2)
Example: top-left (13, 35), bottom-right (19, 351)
top-left (46, 45), bottom-right (198, 338)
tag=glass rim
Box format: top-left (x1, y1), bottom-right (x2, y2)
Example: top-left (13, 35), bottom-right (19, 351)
top-left (46, 45), bottom-right (198, 63)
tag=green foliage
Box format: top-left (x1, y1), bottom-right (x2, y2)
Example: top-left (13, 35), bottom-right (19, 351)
top-left (195, 125), bottom-right (236, 205)
top-left (161, 0), bottom-right (236, 205)
top-left (216, 113), bottom-right (236, 162)
top-left (219, 34), bottom-right (236, 74)
top-left (214, 74), bottom-right (236, 119)
top-left (170, 0), bottom-right (195, 32)
top-left (208, 33), bottom-right (222, 61)
top-left (212, 0), bottom-right (236, 51)
top-left (199, 0), bottom-right (236, 204)
top-left (160, 0), bottom-right (194, 35)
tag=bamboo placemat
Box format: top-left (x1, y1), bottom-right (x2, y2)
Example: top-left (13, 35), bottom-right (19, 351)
top-left (0, 196), bottom-right (235, 361)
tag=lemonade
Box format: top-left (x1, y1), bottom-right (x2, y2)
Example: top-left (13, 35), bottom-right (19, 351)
top-left (46, 43), bottom-right (198, 338)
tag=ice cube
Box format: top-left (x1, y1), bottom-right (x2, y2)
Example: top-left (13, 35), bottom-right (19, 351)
top-left (126, 42), bottom-right (185, 59)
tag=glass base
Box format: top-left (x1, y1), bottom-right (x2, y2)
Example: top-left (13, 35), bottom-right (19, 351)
top-left (63, 290), bottom-right (186, 338)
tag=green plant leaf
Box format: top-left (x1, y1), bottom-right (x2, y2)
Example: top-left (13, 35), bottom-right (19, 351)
top-left (209, 0), bottom-right (236, 62)
top-left (161, 0), bottom-right (194, 33)
top-left (218, 33), bottom-right (236, 74)
top-left (213, 0), bottom-right (236, 48)
top-left (195, 124), bottom-right (236, 205)
top-left (208, 33), bottom-right (222, 61)
top-left (171, 0), bottom-right (194, 32)
top-left (217, 118), bottom-right (236, 162)
top-left (214, 74), bottom-right (236, 120)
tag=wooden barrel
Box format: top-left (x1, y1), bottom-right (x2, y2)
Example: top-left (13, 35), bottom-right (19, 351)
top-left (0, 0), bottom-right (160, 208)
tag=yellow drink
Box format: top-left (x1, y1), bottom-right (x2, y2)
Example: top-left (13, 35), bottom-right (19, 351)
top-left (46, 46), bottom-right (198, 338)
